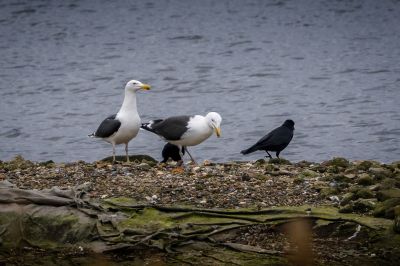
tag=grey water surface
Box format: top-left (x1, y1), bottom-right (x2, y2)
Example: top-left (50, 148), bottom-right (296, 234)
top-left (0, 0), bottom-right (399, 163)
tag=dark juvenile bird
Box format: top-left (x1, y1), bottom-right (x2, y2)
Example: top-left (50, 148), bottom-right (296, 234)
top-left (89, 80), bottom-right (151, 162)
top-left (241, 119), bottom-right (295, 159)
top-left (161, 143), bottom-right (185, 164)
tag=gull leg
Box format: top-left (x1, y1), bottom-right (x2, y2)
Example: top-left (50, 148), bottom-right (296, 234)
top-left (112, 143), bottom-right (116, 162)
top-left (125, 143), bottom-right (130, 163)
top-left (184, 147), bottom-right (197, 165)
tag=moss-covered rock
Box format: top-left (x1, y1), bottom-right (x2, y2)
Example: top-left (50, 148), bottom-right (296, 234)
top-left (373, 198), bottom-right (400, 219)
top-left (354, 160), bottom-right (374, 171)
top-left (300, 169), bottom-right (319, 178)
top-left (320, 187), bottom-right (339, 198)
top-left (268, 158), bottom-right (291, 165)
top-left (357, 173), bottom-right (374, 186)
top-left (369, 167), bottom-right (394, 180)
top-left (352, 188), bottom-right (374, 200)
top-left (376, 189), bottom-right (400, 201)
top-left (375, 178), bottom-right (398, 191)
top-left (340, 192), bottom-right (355, 206)
top-left (324, 157), bottom-right (350, 168)
top-left (339, 198), bottom-right (376, 214)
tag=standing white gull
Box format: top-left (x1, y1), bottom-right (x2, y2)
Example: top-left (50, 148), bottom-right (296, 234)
top-left (89, 80), bottom-right (150, 162)
top-left (141, 112), bottom-right (222, 163)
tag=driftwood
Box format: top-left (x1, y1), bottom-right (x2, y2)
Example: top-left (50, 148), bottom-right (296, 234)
top-left (0, 180), bottom-right (398, 265)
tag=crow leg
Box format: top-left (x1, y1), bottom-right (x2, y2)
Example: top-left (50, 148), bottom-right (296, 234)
top-left (265, 151), bottom-right (272, 159)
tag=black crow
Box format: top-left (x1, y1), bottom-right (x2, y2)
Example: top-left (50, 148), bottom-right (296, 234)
top-left (241, 119), bottom-right (295, 158)
top-left (161, 143), bottom-right (185, 164)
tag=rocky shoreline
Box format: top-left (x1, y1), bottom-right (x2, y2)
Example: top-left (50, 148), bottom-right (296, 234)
top-left (1, 155), bottom-right (400, 265)
top-left (1, 155), bottom-right (399, 219)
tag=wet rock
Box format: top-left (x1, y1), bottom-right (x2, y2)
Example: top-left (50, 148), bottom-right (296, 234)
top-left (376, 189), bottom-right (400, 201)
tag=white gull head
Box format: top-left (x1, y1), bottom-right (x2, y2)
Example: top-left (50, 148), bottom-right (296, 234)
top-left (125, 79), bottom-right (151, 93)
top-left (205, 112), bottom-right (222, 137)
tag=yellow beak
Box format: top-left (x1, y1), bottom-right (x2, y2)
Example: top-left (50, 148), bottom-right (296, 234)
top-left (215, 127), bottom-right (221, 137)
top-left (141, 84), bottom-right (151, 90)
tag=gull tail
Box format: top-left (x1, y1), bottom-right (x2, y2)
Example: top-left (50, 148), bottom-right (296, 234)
top-left (141, 119), bottom-right (163, 133)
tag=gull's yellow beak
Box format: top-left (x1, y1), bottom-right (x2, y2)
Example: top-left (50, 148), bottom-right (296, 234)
top-left (141, 84), bottom-right (151, 90)
top-left (215, 127), bottom-right (221, 137)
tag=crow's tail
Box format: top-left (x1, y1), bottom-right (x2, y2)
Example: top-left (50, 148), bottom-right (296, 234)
top-left (240, 145), bottom-right (259, 155)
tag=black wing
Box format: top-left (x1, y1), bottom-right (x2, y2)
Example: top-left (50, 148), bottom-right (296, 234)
top-left (150, 116), bottom-right (191, 141)
top-left (256, 126), bottom-right (293, 148)
top-left (94, 114), bottom-right (121, 138)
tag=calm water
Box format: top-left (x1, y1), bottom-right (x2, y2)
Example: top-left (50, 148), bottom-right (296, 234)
top-left (0, 0), bottom-right (399, 163)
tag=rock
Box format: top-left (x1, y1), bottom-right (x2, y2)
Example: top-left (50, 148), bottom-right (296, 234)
top-left (255, 159), bottom-right (266, 165)
top-left (369, 167), bottom-right (393, 180)
top-left (340, 192), bottom-right (355, 206)
top-left (137, 162), bottom-right (151, 171)
top-left (241, 173), bottom-right (251, 182)
top-left (357, 173), bottom-right (374, 186)
top-left (378, 178), bottom-right (400, 190)
top-left (310, 164), bottom-right (327, 173)
top-left (352, 188), bottom-right (374, 200)
top-left (344, 173), bottom-right (356, 179)
top-left (394, 215), bottom-right (400, 233)
top-left (323, 157), bottom-right (350, 168)
top-left (354, 161), bottom-right (374, 171)
top-left (268, 158), bottom-right (291, 165)
top-left (329, 195), bottom-right (340, 203)
top-left (300, 169), bottom-right (318, 178)
top-left (339, 198), bottom-right (376, 214)
top-left (320, 187), bottom-right (339, 198)
top-left (376, 189), bottom-right (400, 201)
top-left (373, 198), bottom-right (400, 219)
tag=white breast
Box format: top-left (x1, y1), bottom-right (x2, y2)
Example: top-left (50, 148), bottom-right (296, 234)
top-left (110, 112), bottom-right (140, 144)
top-left (175, 115), bottom-right (213, 146)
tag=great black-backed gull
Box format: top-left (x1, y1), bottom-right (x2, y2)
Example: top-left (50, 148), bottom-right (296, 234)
top-left (89, 80), bottom-right (150, 162)
top-left (141, 112), bottom-right (222, 163)
top-left (241, 119), bottom-right (295, 158)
